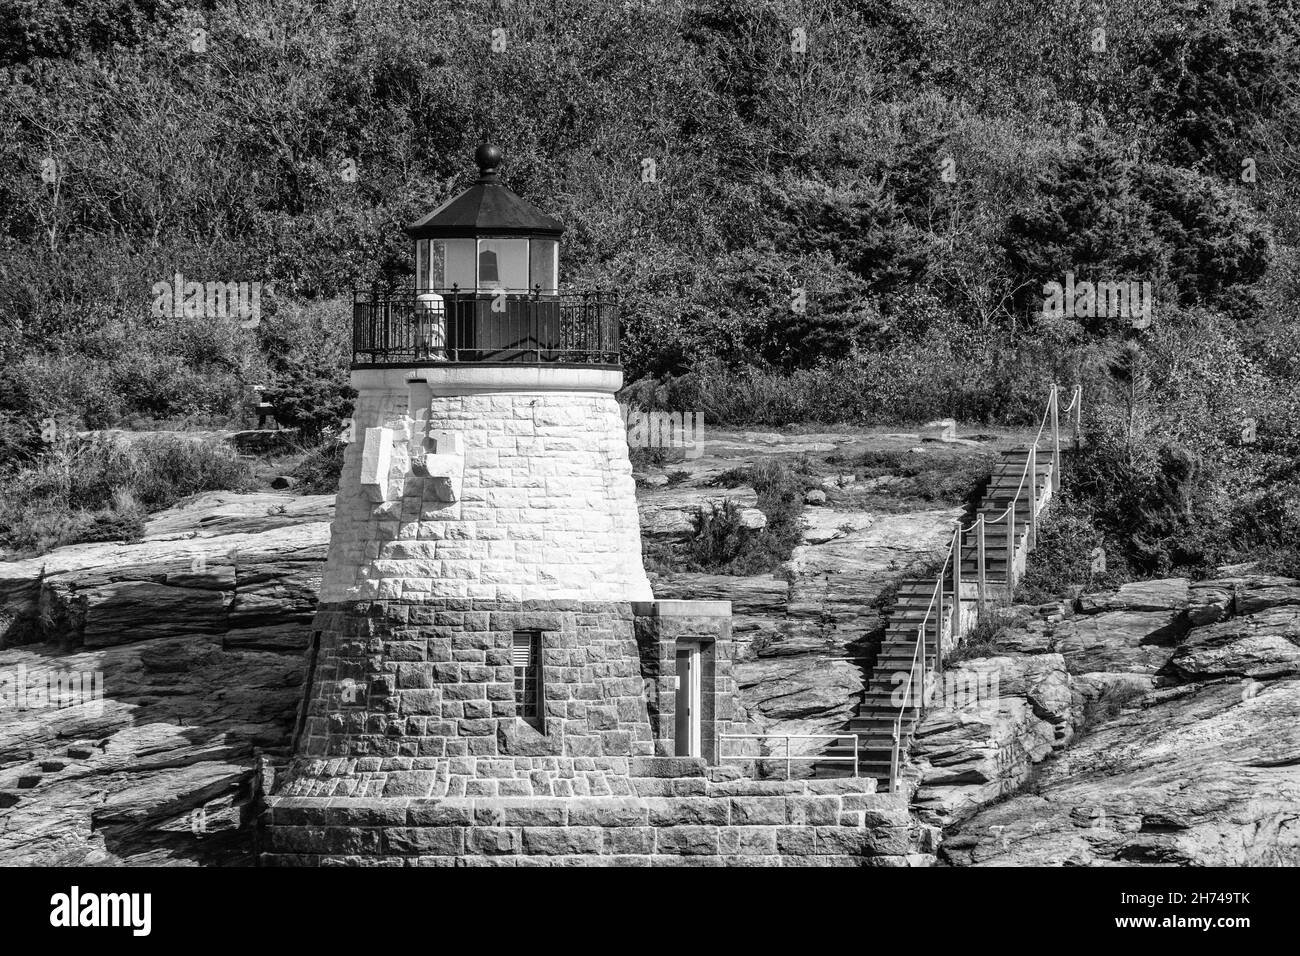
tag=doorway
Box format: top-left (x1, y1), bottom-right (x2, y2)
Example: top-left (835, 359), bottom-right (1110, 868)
top-left (674, 643), bottom-right (702, 758)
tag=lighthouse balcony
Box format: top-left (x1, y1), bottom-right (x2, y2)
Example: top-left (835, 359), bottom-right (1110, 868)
top-left (351, 286), bottom-right (620, 368)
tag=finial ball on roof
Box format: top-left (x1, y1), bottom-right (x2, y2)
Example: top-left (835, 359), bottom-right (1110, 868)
top-left (475, 144), bottom-right (503, 175)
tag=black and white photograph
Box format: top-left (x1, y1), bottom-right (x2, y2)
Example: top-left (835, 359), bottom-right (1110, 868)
top-left (0, 0), bottom-right (1291, 933)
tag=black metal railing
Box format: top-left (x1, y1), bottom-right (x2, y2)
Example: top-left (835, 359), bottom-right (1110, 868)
top-left (351, 285), bottom-right (620, 366)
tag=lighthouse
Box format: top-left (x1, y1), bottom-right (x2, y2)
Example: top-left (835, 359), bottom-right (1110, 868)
top-left (278, 145), bottom-right (730, 801)
top-left (262, 148), bottom-right (899, 866)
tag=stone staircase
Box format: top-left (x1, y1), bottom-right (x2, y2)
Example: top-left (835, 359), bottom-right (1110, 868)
top-left (815, 386), bottom-right (1079, 787)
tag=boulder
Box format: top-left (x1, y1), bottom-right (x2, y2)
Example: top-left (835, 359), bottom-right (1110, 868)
top-left (1234, 581), bottom-right (1300, 617)
top-left (1186, 580), bottom-right (1235, 627)
top-left (1077, 578), bottom-right (1189, 614)
top-left (1047, 609), bottom-right (1183, 674)
top-left (911, 655), bottom-right (1074, 828)
top-left (1164, 606), bottom-right (1300, 681)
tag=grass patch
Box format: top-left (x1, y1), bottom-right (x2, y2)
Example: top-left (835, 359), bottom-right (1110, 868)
top-left (945, 606), bottom-right (1018, 665)
top-left (0, 434), bottom-right (255, 555)
top-left (288, 439), bottom-right (346, 494)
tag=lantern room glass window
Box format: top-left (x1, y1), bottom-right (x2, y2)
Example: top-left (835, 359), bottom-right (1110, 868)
top-left (413, 236), bottom-right (559, 293)
top-left (415, 239), bottom-right (449, 293)
top-left (529, 239), bottom-right (558, 293)
top-left (442, 238), bottom-right (477, 290)
top-left (477, 238), bottom-right (528, 291)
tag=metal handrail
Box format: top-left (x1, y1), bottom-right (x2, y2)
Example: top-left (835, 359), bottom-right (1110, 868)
top-left (881, 384), bottom-right (1083, 793)
top-left (720, 733), bottom-right (861, 779)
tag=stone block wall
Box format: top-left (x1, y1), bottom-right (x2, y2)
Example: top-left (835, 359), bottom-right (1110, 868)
top-left (322, 380), bottom-right (652, 604)
top-left (262, 767), bottom-right (936, 866)
top-left (281, 598), bottom-right (655, 798)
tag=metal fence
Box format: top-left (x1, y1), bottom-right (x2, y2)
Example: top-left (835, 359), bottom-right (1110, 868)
top-left (351, 286), bottom-right (620, 366)
top-left (719, 733), bottom-right (861, 779)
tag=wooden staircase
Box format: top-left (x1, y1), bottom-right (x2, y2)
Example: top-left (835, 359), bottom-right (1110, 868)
top-left (815, 385), bottom-right (1080, 788)
top-left (816, 579), bottom-right (953, 781)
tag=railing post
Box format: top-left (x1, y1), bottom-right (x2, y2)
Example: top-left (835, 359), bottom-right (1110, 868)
top-left (916, 645), bottom-right (923, 716)
top-left (890, 725), bottom-right (900, 792)
top-left (1006, 494), bottom-right (1017, 588)
top-left (450, 285), bottom-right (460, 362)
top-left (1051, 384), bottom-right (1061, 493)
top-left (1074, 385), bottom-right (1083, 454)
top-left (932, 582), bottom-right (941, 684)
top-left (977, 515), bottom-right (987, 613)
top-left (950, 528), bottom-right (961, 652)
top-left (1028, 442), bottom-right (1038, 551)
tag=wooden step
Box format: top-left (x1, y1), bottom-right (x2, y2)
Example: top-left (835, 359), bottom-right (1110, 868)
top-left (818, 419), bottom-right (1072, 783)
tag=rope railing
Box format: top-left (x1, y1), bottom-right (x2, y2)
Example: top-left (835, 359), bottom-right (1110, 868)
top-left (883, 383), bottom-right (1082, 793)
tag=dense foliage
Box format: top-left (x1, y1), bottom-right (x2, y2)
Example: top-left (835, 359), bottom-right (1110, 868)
top-left (2, 0), bottom-right (1299, 576)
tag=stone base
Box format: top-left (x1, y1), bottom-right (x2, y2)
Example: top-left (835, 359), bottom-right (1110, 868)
top-left (282, 598), bottom-right (746, 799)
top-left (260, 771), bottom-right (937, 866)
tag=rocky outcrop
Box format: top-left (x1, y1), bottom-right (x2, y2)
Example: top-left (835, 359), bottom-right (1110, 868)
top-left (1047, 609), bottom-right (1183, 674)
top-left (0, 635), bottom-right (300, 865)
top-left (0, 493), bottom-right (330, 650)
top-left (1077, 577), bottom-right (1191, 614)
top-left (910, 654), bottom-right (1074, 828)
top-left (693, 509), bottom-right (960, 758)
top-left (940, 677), bottom-right (1300, 866)
top-left (0, 492), bottom-right (326, 864)
top-left (1164, 605), bottom-right (1300, 681)
top-left (933, 574), bottom-right (1300, 866)
top-left (635, 431), bottom-right (973, 763)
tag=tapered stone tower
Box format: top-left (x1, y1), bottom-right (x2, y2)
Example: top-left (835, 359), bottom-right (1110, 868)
top-left (262, 148), bottom-right (906, 866)
top-left (274, 144), bottom-right (731, 799)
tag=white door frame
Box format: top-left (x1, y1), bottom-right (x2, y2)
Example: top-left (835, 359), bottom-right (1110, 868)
top-left (674, 642), bottom-right (702, 758)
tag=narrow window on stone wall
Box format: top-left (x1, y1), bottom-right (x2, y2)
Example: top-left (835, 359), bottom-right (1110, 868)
top-left (512, 631), bottom-right (542, 726)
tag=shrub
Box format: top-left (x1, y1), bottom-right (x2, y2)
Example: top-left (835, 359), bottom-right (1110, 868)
top-left (1015, 496), bottom-right (1114, 604)
top-left (290, 439), bottom-right (347, 494)
top-left (946, 606), bottom-right (1019, 665)
top-left (687, 499), bottom-right (756, 569)
top-left (688, 458), bottom-right (810, 574)
top-left (262, 364), bottom-right (356, 444)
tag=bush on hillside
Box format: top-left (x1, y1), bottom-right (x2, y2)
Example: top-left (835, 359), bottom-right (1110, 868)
top-left (0, 435), bottom-right (254, 555)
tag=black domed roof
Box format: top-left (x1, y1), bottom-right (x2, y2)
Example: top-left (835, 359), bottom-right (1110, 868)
top-left (405, 145), bottom-right (564, 240)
